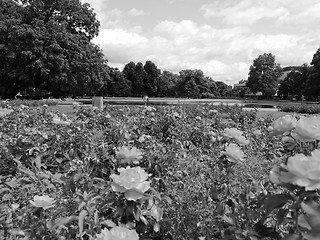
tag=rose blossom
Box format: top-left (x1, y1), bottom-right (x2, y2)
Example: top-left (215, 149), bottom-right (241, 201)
top-left (268, 114), bottom-right (297, 136)
top-left (110, 166), bottom-right (150, 201)
top-left (115, 146), bottom-right (143, 164)
top-left (222, 143), bottom-right (245, 162)
top-left (223, 128), bottom-right (250, 145)
top-left (270, 149), bottom-right (320, 190)
top-left (293, 115), bottom-right (320, 142)
top-left (95, 226), bottom-right (139, 240)
top-left (30, 195), bottom-right (55, 209)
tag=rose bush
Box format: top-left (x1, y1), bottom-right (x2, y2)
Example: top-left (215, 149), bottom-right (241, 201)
top-left (110, 166), bottom-right (150, 201)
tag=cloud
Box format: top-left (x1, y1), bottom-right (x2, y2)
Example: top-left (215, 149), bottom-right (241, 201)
top-left (92, 18), bottom-right (317, 84)
top-left (201, 0), bottom-right (289, 25)
top-left (85, 0), bottom-right (319, 85)
top-left (128, 8), bottom-right (147, 17)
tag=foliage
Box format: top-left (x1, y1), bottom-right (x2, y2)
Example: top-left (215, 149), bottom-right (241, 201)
top-left (305, 48), bottom-right (320, 100)
top-left (278, 64), bottom-right (310, 100)
top-left (1, 101), bottom-right (319, 239)
top-left (247, 53), bottom-right (282, 99)
top-left (279, 103), bottom-right (320, 114)
top-left (0, 0), bottom-right (108, 99)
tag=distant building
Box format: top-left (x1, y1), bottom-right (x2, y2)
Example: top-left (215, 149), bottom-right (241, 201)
top-left (233, 83), bottom-right (246, 89)
top-left (278, 66), bottom-right (302, 81)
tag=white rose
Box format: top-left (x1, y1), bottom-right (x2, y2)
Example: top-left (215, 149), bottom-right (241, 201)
top-left (110, 166), bottom-right (150, 201)
top-left (30, 195), bottom-right (55, 209)
top-left (268, 115), bottom-right (297, 136)
top-left (223, 128), bottom-right (249, 145)
top-left (273, 149), bottom-right (320, 190)
top-left (95, 226), bottom-right (139, 240)
top-left (115, 146), bottom-right (143, 164)
top-left (294, 115), bottom-right (320, 142)
top-left (222, 143), bottom-right (245, 162)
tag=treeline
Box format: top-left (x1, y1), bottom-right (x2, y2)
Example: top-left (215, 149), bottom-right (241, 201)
top-left (278, 49), bottom-right (320, 101)
top-left (99, 61), bottom-right (232, 98)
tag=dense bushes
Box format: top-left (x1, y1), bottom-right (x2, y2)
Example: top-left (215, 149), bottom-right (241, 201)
top-left (279, 103), bottom-right (320, 114)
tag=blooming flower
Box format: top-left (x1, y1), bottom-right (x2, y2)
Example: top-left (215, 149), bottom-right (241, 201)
top-left (224, 128), bottom-right (243, 138)
top-left (110, 166), bottom-right (150, 201)
top-left (30, 195), bottom-right (55, 209)
top-left (95, 226), bottom-right (139, 240)
top-left (293, 115), bottom-right (320, 142)
top-left (268, 115), bottom-right (297, 136)
top-left (115, 146), bottom-right (143, 164)
top-left (270, 149), bottom-right (320, 190)
top-left (223, 128), bottom-right (250, 145)
top-left (52, 115), bottom-right (71, 125)
top-left (222, 143), bottom-right (245, 162)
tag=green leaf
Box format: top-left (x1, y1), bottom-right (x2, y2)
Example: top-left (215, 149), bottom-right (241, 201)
top-left (5, 178), bottom-right (18, 189)
top-left (78, 210), bottom-right (87, 234)
top-left (277, 209), bottom-right (289, 225)
top-left (150, 204), bottom-right (163, 222)
top-left (136, 220), bottom-right (147, 234)
top-left (222, 213), bottom-right (236, 225)
top-left (262, 193), bottom-right (292, 213)
top-left (301, 201), bottom-right (320, 216)
top-left (247, 209), bottom-right (260, 220)
top-left (297, 214), bottom-right (311, 230)
top-left (306, 215), bottom-right (320, 230)
top-left (303, 230), bottom-right (320, 240)
top-left (282, 234), bottom-right (303, 240)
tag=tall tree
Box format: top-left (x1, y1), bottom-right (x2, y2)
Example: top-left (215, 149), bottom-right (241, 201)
top-left (278, 64), bottom-right (310, 99)
top-left (101, 67), bottom-right (131, 97)
top-left (305, 48), bottom-right (320, 100)
top-left (156, 70), bottom-right (179, 97)
top-left (144, 60), bottom-right (160, 96)
top-left (123, 61), bottom-right (144, 96)
top-left (246, 53), bottom-right (282, 98)
top-left (0, 0), bottom-right (108, 99)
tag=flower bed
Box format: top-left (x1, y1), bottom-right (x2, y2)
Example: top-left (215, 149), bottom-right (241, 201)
top-left (0, 103), bottom-right (319, 239)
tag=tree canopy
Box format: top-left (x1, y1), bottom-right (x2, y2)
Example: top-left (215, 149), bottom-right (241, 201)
top-left (305, 48), bottom-right (320, 99)
top-left (0, 0), bottom-right (109, 99)
top-left (246, 53), bottom-right (282, 98)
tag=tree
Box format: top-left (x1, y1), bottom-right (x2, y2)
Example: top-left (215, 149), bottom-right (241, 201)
top-left (0, 0), bottom-right (108, 99)
top-left (101, 67), bottom-right (131, 97)
top-left (305, 48), bottom-right (320, 100)
top-left (278, 64), bottom-right (310, 99)
top-left (144, 60), bottom-right (160, 96)
top-left (123, 61), bottom-right (144, 96)
top-left (177, 69), bottom-right (219, 98)
top-left (156, 70), bottom-right (179, 97)
top-left (215, 81), bottom-right (232, 97)
top-left (247, 53), bottom-right (282, 99)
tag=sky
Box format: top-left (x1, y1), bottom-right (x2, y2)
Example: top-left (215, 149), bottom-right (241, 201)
top-left (82, 0), bottom-right (320, 85)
